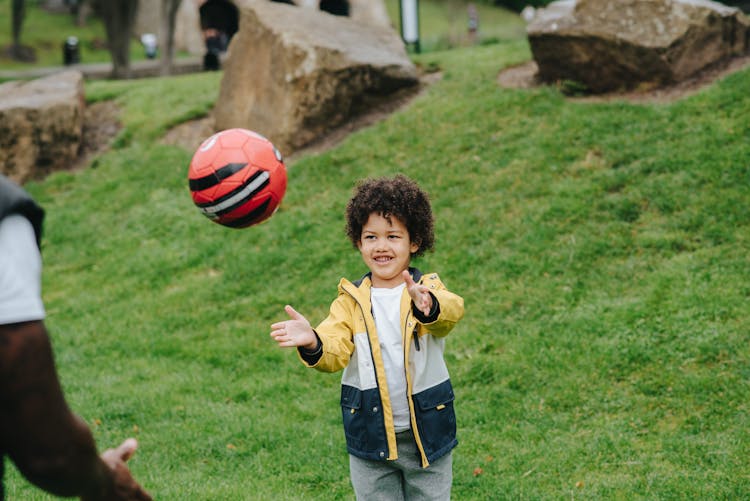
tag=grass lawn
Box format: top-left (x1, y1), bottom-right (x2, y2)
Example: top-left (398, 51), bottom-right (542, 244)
top-left (4, 2), bottom-right (750, 501)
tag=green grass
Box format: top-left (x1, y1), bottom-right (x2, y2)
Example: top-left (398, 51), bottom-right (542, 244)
top-left (4, 4), bottom-right (750, 501)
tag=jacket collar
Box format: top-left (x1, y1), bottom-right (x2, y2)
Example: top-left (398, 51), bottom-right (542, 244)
top-left (337, 266), bottom-right (426, 330)
top-left (350, 266), bottom-right (423, 287)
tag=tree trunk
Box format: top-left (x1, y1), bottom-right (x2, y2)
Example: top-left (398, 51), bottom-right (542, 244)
top-left (11, 0), bottom-right (25, 48)
top-left (76, 0), bottom-right (93, 27)
top-left (160, 0), bottom-right (182, 76)
top-left (102, 0), bottom-right (139, 79)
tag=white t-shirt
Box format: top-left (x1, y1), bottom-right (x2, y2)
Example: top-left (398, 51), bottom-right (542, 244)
top-left (371, 283), bottom-right (411, 432)
top-left (0, 214), bottom-right (45, 323)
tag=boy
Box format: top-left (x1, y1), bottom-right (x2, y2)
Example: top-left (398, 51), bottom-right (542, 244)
top-left (270, 175), bottom-right (464, 500)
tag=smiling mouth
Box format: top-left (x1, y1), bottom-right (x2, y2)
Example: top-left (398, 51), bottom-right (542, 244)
top-left (374, 256), bottom-right (392, 263)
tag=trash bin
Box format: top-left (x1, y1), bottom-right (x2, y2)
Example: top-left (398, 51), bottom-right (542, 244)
top-left (63, 36), bottom-right (80, 65)
top-left (141, 33), bottom-right (158, 59)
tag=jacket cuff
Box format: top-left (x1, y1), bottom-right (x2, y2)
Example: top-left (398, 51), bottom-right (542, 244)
top-left (298, 331), bottom-right (323, 365)
top-left (412, 292), bottom-right (440, 324)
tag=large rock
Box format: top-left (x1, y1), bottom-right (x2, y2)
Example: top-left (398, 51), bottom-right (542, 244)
top-left (0, 71), bottom-right (85, 183)
top-left (527, 0), bottom-right (750, 93)
top-left (213, 0), bottom-right (418, 154)
top-left (349, 0), bottom-right (393, 28)
top-left (135, 0), bottom-right (394, 58)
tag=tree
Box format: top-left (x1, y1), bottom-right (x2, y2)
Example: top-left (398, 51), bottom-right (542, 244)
top-left (101, 0), bottom-right (139, 79)
top-left (160, 0), bottom-right (182, 75)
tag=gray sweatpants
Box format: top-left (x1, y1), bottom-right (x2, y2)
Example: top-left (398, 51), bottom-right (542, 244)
top-left (349, 429), bottom-right (452, 501)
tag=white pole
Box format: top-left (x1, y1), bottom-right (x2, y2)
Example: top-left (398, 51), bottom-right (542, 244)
top-left (400, 0), bottom-right (419, 44)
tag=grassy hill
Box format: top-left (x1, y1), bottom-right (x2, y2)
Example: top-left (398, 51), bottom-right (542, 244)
top-left (5, 8), bottom-right (750, 501)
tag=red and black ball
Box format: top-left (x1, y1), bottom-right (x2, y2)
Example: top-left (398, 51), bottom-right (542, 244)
top-left (188, 128), bottom-right (287, 228)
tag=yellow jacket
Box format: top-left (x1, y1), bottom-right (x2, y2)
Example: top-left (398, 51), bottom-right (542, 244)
top-left (298, 267), bottom-right (464, 467)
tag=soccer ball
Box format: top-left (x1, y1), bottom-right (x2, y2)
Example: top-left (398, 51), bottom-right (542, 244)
top-left (188, 128), bottom-right (287, 228)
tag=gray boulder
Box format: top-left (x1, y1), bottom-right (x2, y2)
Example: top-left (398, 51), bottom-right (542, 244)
top-left (0, 70), bottom-right (85, 183)
top-left (527, 0), bottom-right (750, 93)
top-left (213, 0), bottom-right (418, 155)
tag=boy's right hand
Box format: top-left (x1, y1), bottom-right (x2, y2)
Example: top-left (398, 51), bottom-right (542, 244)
top-left (270, 305), bottom-right (317, 350)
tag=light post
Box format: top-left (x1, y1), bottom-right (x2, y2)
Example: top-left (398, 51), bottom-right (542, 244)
top-left (399, 0), bottom-right (420, 53)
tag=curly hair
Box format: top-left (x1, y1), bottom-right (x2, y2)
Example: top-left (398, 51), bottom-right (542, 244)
top-left (345, 175), bottom-right (435, 258)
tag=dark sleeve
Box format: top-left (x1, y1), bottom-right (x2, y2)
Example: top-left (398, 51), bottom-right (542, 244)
top-left (297, 331), bottom-right (323, 365)
top-left (0, 321), bottom-right (114, 498)
top-left (411, 292), bottom-right (440, 324)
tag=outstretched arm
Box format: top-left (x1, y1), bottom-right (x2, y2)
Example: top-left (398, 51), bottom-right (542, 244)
top-left (0, 321), bottom-right (151, 500)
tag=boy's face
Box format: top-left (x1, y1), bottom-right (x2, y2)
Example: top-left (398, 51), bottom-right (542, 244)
top-left (358, 212), bottom-right (419, 288)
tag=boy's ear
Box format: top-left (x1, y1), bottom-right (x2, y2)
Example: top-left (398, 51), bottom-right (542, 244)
top-left (410, 241), bottom-right (419, 254)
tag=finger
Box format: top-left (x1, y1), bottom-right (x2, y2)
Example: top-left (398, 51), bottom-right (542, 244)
top-left (270, 329), bottom-right (283, 339)
top-left (270, 321), bottom-right (287, 330)
top-left (115, 438), bottom-right (138, 462)
top-left (402, 270), bottom-right (415, 287)
top-left (285, 305), bottom-right (304, 321)
top-left (132, 485), bottom-right (153, 501)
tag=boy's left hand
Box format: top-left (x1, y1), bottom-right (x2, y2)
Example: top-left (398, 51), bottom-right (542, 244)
top-left (403, 270), bottom-right (433, 317)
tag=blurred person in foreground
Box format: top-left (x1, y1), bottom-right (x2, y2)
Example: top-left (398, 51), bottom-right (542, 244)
top-left (0, 174), bottom-right (151, 500)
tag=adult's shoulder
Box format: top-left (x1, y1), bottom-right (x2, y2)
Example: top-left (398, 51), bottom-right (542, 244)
top-left (0, 215), bottom-right (45, 324)
top-left (0, 213), bottom-right (37, 242)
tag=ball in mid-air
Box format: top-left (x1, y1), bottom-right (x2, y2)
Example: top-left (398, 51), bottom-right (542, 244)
top-left (188, 128), bottom-right (287, 228)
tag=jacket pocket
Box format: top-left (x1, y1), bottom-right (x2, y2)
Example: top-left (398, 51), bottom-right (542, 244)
top-left (412, 380), bottom-right (457, 460)
top-left (341, 385), bottom-right (389, 459)
top-left (341, 385), bottom-right (366, 448)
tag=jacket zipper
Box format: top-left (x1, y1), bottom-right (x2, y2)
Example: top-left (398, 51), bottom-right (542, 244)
top-left (345, 283), bottom-right (399, 460)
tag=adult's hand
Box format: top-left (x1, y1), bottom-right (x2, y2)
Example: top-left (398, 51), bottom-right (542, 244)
top-left (86, 438), bottom-right (152, 501)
